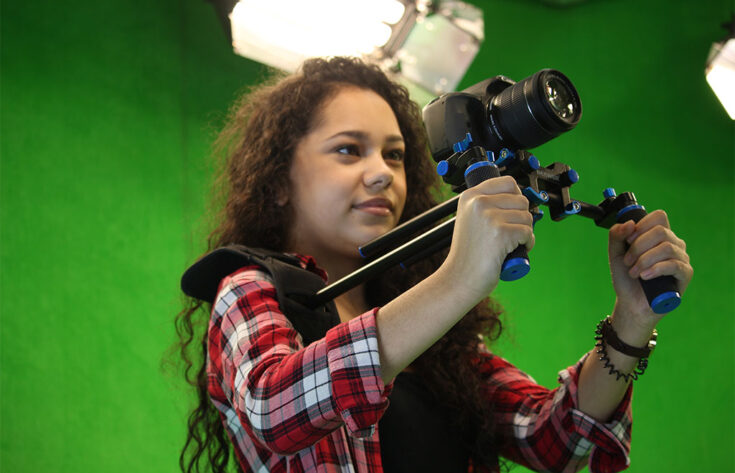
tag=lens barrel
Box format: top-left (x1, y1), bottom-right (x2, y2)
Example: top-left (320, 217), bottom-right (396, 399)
top-left (489, 69), bottom-right (581, 150)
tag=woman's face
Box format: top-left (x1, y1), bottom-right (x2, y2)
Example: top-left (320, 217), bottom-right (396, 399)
top-left (285, 86), bottom-right (407, 264)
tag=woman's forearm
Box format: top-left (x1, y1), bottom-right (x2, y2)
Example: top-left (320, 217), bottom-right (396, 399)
top-left (577, 311), bottom-right (657, 422)
top-left (375, 263), bottom-right (487, 383)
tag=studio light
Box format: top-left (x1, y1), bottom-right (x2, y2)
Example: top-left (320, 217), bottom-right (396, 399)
top-left (207, 0), bottom-right (484, 104)
top-left (705, 14), bottom-right (735, 120)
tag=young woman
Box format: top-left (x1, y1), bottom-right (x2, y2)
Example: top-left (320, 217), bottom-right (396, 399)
top-left (176, 57), bottom-right (692, 473)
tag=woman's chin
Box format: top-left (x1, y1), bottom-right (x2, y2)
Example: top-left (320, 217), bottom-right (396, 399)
top-left (355, 229), bottom-right (391, 249)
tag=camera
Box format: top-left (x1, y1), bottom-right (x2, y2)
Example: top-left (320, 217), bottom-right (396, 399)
top-left (422, 69), bottom-right (582, 171)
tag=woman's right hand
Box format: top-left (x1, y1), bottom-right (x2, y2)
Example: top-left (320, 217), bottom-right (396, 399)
top-left (441, 175), bottom-right (535, 301)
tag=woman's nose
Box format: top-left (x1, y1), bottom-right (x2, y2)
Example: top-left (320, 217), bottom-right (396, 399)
top-left (363, 153), bottom-right (394, 189)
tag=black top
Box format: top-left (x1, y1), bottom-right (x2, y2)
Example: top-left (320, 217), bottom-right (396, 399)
top-left (379, 371), bottom-right (469, 472)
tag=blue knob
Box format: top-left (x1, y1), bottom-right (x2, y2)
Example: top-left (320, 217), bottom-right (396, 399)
top-left (566, 169), bottom-right (579, 184)
top-left (452, 133), bottom-right (473, 153)
top-left (603, 188), bottom-right (617, 199)
top-left (651, 291), bottom-right (681, 314)
top-left (565, 201), bottom-right (581, 215)
top-left (500, 258), bottom-right (531, 281)
top-left (528, 155), bottom-right (540, 170)
top-left (522, 187), bottom-right (549, 204)
top-left (496, 148), bottom-right (515, 166)
top-left (437, 160), bottom-right (450, 176)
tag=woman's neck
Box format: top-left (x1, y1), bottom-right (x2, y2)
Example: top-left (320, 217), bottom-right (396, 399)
top-left (286, 244), bottom-right (368, 322)
top-left (334, 285), bottom-right (369, 323)
top-left (317, 255), bottom-right (368, 323)
top-left (286, 240), bottom-right (362, 283)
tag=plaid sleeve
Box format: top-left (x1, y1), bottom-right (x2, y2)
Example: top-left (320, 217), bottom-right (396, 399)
top-left (209, 266), bottom-right (391, 456)
top-left (481, 350), bottom-right (632, 473)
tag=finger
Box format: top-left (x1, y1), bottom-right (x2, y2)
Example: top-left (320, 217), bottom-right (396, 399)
top-left (609, 220), bottom-right (636, 259)
top-left (462, 194), bottom-right (529, 213)
top-left (471, 175), bottom-right (522, 196)
top-left (518, 225), bottom-right (536, 251)
top-left (459, 182), bottom-right (528, 207)
top-left (628, 240), bottom-right (690, 279)
top-left (626, 209), bottom-right (670, 244)
top-left (623, 225), bottom-right (686, 267)
top-left (475, 193), bottom-right (530, 211)
top-left (500, 222), bottom-right (536, 252)
top-left (638, 259), bottom-right (693, 294)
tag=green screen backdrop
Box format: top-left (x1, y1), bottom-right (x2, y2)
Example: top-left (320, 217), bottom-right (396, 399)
top-left (2, 0), bottom-right (733, 471)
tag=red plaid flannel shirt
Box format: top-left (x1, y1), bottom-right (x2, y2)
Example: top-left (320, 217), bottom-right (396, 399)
top-left (207, 255), bottom-right (633, 473)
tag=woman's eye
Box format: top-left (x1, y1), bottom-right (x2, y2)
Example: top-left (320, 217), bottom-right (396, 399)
top-left (335, 144), bottom-right (361, 156)
top-left (384, 149), bottom-right (405, 162)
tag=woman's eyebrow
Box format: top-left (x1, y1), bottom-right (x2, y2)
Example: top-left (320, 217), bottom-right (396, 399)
top-left (326, 130), bottom-right (404, 144)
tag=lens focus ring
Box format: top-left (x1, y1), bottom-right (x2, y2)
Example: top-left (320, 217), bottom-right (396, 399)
top-left (489, 69), bottom-right (581, 150)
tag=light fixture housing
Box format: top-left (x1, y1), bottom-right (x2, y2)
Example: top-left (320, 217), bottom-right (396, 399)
top-left (706, 38), bottom-right (735, 120)
top-left (209, 0), bottom-right (484, 105)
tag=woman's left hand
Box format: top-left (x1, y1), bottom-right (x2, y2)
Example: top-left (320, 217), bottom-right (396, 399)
top-left (607, 210), bottom-right (693, 332)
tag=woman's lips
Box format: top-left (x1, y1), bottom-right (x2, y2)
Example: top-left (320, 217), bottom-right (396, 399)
top-left (354, 198), bottom-right (393, 216)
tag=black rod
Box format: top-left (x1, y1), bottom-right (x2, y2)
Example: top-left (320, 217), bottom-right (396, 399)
top-left (308, 217), bottom-right (456, 308)
top-left (359, 194), bottom-right (460, 260)
top-left (399, 234), bottom-right (452, 269)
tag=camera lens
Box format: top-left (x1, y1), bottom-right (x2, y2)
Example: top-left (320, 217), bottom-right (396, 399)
top-left (546, 77), bottom-right (576, 119)
top-left (488, 69), bottom-right (581, 150)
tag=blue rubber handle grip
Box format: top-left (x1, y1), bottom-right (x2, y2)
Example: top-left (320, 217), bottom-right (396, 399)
top-left (617, 206), bottom-right (681, 313)
top-left (464, 161), bottom-right (530, 282)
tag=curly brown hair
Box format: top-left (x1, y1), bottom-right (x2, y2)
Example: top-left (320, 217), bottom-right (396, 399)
top-left (176, 56), bottom-right (506, 472)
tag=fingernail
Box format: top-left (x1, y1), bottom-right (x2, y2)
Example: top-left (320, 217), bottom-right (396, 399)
top-left (640, 269), bottom-right (654, 279)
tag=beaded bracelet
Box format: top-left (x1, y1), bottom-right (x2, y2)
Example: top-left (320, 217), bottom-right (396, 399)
top-left (594, 316), bottom-right (658, 382)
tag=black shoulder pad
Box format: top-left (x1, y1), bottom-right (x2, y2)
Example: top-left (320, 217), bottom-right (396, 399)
top-left (180, 245), bottom-right (340, 345)
top-left (181, 245), bottom-right (297, 303)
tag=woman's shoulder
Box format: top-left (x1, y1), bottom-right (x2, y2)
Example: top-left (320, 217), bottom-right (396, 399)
top-left (216, 264), bottom-right (277, 303)
top-left (209, 262), bottom-right (286, 330)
